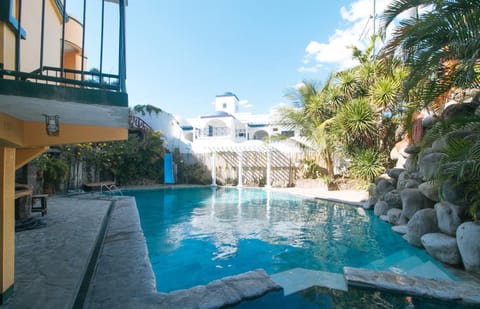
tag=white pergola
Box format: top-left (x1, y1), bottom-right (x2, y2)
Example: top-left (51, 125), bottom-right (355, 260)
top-left (207, 144), bottom-right (273, 188)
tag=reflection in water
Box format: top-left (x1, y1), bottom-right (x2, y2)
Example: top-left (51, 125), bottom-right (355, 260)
top-left (134, 187), bottom-right (436, 292)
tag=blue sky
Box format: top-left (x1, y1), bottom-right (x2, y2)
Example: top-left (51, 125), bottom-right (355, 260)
top-left (70, 0), bottom-right (391, 118)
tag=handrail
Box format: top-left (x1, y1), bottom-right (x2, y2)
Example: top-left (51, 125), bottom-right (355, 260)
top-left (129, 116), bottom-right (153, 133)
top-left (0, 67), bottom-right (121, 92)
top-left (100, 183), bottom-right (123, 196)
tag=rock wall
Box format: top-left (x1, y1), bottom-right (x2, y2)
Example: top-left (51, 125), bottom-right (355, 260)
top-left (367, 96), bottom-right (480, 274)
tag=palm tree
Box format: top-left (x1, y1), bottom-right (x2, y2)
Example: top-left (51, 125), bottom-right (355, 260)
top-left (281, 81), bottom-right (338, 178)
top-left (381, 0), bottom-right (480, 107)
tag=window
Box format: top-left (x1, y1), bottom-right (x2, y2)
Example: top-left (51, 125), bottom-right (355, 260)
top-left (222, 103), bottom-right (227, 109)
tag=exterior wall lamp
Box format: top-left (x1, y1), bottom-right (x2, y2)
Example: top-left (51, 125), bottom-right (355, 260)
top-left (43, 114), bottom-right (60, 136)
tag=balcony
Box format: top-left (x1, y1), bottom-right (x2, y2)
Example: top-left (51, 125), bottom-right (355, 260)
top-left (0, 0), bottom-right (128, 147)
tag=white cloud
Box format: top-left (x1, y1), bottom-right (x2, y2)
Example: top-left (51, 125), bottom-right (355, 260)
top-left (298, 63), bottom-right (323, 73)
top-left (294, 82), bottom-right (305, 90)
top-left (238, 99), bottom-right (253, 108)
top-left (302, 0), bottom-right (391, 70)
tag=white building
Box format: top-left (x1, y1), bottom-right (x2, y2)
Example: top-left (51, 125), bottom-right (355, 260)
top-left (180, 92), bottom-right (301, 153)
top-left (142, 92), bottom-right (308, 187)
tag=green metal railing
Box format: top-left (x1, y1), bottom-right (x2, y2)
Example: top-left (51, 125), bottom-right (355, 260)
top-left (0, 66), bottom-right (121, 91)
top-left (3, 0), bottom-right (127, 93)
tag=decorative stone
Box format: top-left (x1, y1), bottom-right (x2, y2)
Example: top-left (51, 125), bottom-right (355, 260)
top-left (374, 179), bottom-right (395, 200)
top-left (363, 197), bottom-right (375, 210)
top-left (418, 152), bottom-right (448, 181)
top-left (405, 179), bottom-right (420, 189)
top-left (384, 190), bottom-right (402, 209)
top-left (406, 209), bottom-right (439, 247)
top-left (392, 225), bottom-right (408, 235)
top-left (421, 115), bottom-right (438, 129)
top-left (404, 145), bottom-right (421, 155)
top-left (435, 202), bottom-right (464, 236)
top-left (396, 171), bottom-right (410, 191)
top-left (380, 215), bottom-right (389, 222)
top-left (401, 188), bottom-right (434, 220)
top-left (375, 174), bottom-right (393, 186)
top-left (418, 181), bottom-right (440, 202)
top-left (432, 131), bottom-right (470, 153)
top-left (442, 102), bottom-right (479, 120)
top-left (457, 222), bottom-right (480, 274)
top-left (387, 208), bottom-right (402, 226)
top-left (404, 156), bottom-right (417, 173)
top-left (374, 201), bottom-right (390, 217)
top-left (387, 168), bottom-right (406, 180)
top-left (441, 178), bottom-right (465, 204)
top-left (421, 233), bottom-right (461, 266)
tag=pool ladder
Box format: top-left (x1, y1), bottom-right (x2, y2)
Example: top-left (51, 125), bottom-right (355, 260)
top-left (100, 183), bottom-right (123, 196)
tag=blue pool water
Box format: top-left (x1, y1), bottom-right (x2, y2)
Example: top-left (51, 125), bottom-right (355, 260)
top-left (131, 187), bottom-right (454, 293)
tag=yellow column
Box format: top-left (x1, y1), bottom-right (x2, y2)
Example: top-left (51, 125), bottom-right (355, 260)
top-left (0, 147), bottom-right (15, 304)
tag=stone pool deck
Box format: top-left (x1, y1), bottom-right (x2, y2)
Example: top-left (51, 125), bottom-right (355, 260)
top-left (2, 187), bottom-right (480, 308)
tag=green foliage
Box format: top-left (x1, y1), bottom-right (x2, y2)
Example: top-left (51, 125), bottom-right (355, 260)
top-left (430, 115), bottom-right (480, 219)
top-left (335, 98), bottom-right (378, 150)
top-left (421, 115), bottom-right (480, 148)
top-left (59, 130), bottom-right (166, 186)
top-left (300, 158), bottom-right (327, 179)
top-left (36, 154), bottom-right (69, 191)
top-left (381, 0), bottom-right (480, 106)
top-left (348, 148), bottom-right (386, 182)
top-left (131, 104), bottom-right (163, 116)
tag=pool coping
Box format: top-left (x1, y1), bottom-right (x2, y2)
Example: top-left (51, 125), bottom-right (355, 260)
top-left (344, 267), bottom-right (480, 305)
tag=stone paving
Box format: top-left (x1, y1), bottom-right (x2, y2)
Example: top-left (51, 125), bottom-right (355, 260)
top-left (2, 195), bottom-right (111, 309)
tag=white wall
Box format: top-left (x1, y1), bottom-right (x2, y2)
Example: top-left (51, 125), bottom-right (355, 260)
top-left (137, 111), bottom-right (192, 153)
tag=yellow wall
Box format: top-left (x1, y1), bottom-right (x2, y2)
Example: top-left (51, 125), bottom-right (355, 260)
top-left (0, 147), bottom-right (15, 299)
top-left (0, 23), bottom-right (17, 71)
top-left (23, 121), bottom-right (128, 147)
top-left (0, 113), bottom-right (24, 147)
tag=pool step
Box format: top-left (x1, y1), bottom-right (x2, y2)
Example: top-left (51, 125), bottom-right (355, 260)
top-left (365, 250), bottom-right (456, 281)
top-left (270, 268), bottom-right (347, 296)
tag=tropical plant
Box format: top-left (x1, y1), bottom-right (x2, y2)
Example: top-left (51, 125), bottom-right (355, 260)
top-left (423, 114), bottom-right (480, 220)
top-left (333, 98), bottom-right (378, 152)
top-left (348, 148), bottom-right (386, 182)
top-left (381, 0), bottom-right (480, 108)
top-left (131, 104), bottom-right (163, 116)
top-left (281, 81), bottom-right (338, 178)
top-left (36, 154), bottom-right (69, 193)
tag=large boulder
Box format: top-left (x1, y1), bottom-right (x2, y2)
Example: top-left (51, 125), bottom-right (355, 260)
top-left (387, 168), bottom-right (406, 180)
top-left (384, 190), bottom-right (402, 209)
top-left (374, 179), bottom-right (395, 201)
top-left (363, 197), bottom-right (376, 210)
top-left (442, 102), bottom-right (479, 120)
top-left (396, 171), bottom-right (410, 191)
top-left (457, 222), bottom-right (480, 274)
top-left (374, 201), bottom-right (390, 217)
top-left (418, 181), bottom-right (440, 202)
top-left (418, 152), bottom-right (448, 181)
top-left (406, 208), bottom-right (439, 247)
top-left (386, 208), bottom-right (404, 226)
top-left (404, 179), bottom-right (420, 189)
top-left (392, 225), bottom-right (408, 235)
top-left (401, 188), bottom-right (435, 219)
top-left (435, 202), bottom-right (464, 236)
top-left (404, 156), bottom-right (417, 173)
top-left (432, 131), bottom-right (471, 153)
top-left (421, 233), bottom-right (461, 266)
top-left (440, 178), bottom-right (465, 205)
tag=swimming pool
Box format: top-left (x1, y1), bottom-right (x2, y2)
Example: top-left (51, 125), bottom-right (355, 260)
top-left (131, 187), bottom-right (454, 293)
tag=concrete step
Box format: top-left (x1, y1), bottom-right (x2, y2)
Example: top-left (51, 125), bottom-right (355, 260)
top-left (270, 268), bottom-right (347, 296)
